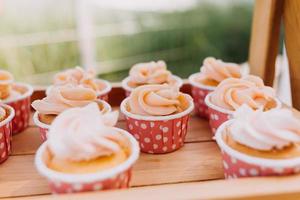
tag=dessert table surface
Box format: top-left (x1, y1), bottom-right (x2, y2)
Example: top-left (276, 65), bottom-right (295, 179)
top-left (1, 83), bottom-right (300, 200)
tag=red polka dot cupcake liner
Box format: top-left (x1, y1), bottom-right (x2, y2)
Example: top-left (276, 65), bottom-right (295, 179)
top-left (205, 93), bottom-right (282, 136)
top-left (95, 79), bottom-right (111, 102)
top-left (33, 100), bottom-right (112, 142)
top-left (0, 104), bottom-right (15, 164)
top-left (35, 128), bottom-right (140, 194)
top-left (120, 97), bottom-right (194, 154)
top-left (216, 120), bottom-right (300, 179)
top-left (3, 83), bottom-right (33, 135)
top-left (189, 73), bottom-right (215, 119)
top-left (121, 75), bottom-right (183, 97)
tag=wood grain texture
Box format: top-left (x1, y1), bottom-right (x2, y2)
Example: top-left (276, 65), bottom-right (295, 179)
top-left (248, 0), bottom-right (283, 86)
top-left (0, 142), bottom-right (223, 198)
top-left (283, 0), bottom-right (300, 110)
top-left (5, 175), bottom-right (300, 200)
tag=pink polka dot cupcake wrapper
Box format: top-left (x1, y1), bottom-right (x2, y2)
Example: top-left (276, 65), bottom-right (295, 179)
top-left (35, 128), bottom-right (140, 194)
top-left (33, 112), bottom-right (50, 142)
top-left (120, 98), bottom-right (194, 154)
top-left (215, 120), bottom-right (300, 179)
top-left (3, 83), bottom-right (33, 135)
top-left (189, 73), bottom-right (216, 119)
top-left (121, 75), bottom-right (183, 97)
top-left (0, 104), bottom-right (15, 164)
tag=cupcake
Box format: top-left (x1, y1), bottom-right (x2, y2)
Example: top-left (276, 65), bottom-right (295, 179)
top-left (120, 84), bottom-right (194, 154)
top-left (188, 57), bottom-right (242, 118)
top-left (35, 103), bottom-right (140, 194)
top-left (32, 84), bottom-right (111, 141)
top-left (216, 105), bottom-right (300, 178)
top-left (205, 75), bottom-right (281, 135)
top-left (48, 66), bottom-right (111, 101)
top-left (0, 70), bottom-right (33, 134)
top-left (121, 60), bottom-right (183, 96)
top-left (0, 103), bottom-right (15, 164)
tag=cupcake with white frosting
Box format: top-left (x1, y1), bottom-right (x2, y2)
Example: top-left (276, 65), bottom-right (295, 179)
top-left (35, 103), bottom-right (139, 194)
top-left (215, 105), bottom-right (300, 178)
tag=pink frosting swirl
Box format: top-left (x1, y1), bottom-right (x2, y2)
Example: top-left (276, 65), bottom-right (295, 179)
top-left (197, 57), bottom-right (241, 84)
top-left (48, 103), bottom-right (123, 161)
top-left (0, 70), bottom-right (14, 99)
top-left (210, 75), bottom-right (276, 111)
top-left (53, 67), bottom-right (105, 92)
top-left (230, 105), bottom-right (300, 151)
top-left (128, 84), bottom-right (191, 116)
top-left (129, 60), bottom-right (172, 85)
top-left (32, 84), bottom-right (97, 115)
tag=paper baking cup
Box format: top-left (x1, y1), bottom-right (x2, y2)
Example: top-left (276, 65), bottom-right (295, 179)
top-left (3, 83), bottom-right (33, 135)
top-left (0, 104), bottom-right (15, 164)
top-left (120, 97), bottom-right (194, 154)
top-left (121, 75), bottom-right (183, 97)
top-left (46, 79), bottom-right (112, 102)
top-left (35, 128), bottom-right (140, 194)
top-left (33, 100), bottom-right (112, 142)
top-left (216, 120), bottom-right (300, 179)
top-left (188, 73), bottom-right (215, 119)
top-left (205, 93), bottom-right (282, 136)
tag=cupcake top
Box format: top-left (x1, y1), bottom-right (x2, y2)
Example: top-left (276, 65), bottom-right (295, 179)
top-left (0, 70), bottom-right (22, 100)
top-left (229, 105), bottom-right (300, 151)
top-left (53, 66), bottom-right (106, 93)
top-left (210, 75), bottom-right (276, 111)
top-left (127, 84), bottom-right (191, 116)
top-left (32, 84), bottom-right (97, 115)
top-left (195, 57), bottom-right (241, 86)
top-left (48, 103), bottom-right (125, 162)
top-left (127, 60), bottom-right (180, 87)
top-left (0, 106), bottom-right (6, 121)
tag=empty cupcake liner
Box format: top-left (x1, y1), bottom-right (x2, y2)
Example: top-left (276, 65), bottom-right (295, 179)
top-left (120, 98), bottom-right (194, 154)
top-left (188, 73), bottom-right (215, 119)
top-left (0, 104), bottom-right (15, 164)
top-left (121, 75), bottom-right (183, 97)
top-left (205, 93), bottom-right (282, 136)
top-left (35, 128), bottom-right (140, 194)
top-left (216, 120), bottom-right (300, 179)
top-left (33, 100), bottom-right (112, 142)
top-left (3, 83), bottom-right (33, 135)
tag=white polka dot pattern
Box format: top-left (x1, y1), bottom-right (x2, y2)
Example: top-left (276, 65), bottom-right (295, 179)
top-left (124, 112), bottom-right (191, 154)
top-left (190, 85), bottom-right (213, 119)
top-left (48, 168), bottom-right (132, 194)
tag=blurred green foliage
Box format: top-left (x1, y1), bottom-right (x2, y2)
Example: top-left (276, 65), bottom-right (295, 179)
top-left (0, 2), bottom-right (253, 84)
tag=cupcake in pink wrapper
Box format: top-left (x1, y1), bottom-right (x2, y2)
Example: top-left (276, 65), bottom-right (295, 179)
top-left (121, 60), bottom-right (183, 96)
top-left (47, 66), bottom-right (111, 101)
top-left (121, 84), bottom-right (194, 154)
top-left (35, 103), bottom-right (139, 194)
top-left (188, 57), bottom-right (242, 118)
top-left (216, 105), bottom-right (300, 179)
top-left (205, 75), bottom-right (281, 135)
top-left (32, 85), bottom-right (112, 141)
top-left (0, 103), bottom-right (15, 164)
top-left (0, 70), bottom-right (33, 134)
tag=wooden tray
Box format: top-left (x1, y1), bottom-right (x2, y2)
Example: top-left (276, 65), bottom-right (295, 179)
top-left (1, 83), bottom-right (300, 200)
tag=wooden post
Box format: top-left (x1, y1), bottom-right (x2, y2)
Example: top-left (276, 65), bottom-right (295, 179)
top-left (248, 0), bottom-right (283, 86)
top-left (283, 0), bottom-right (300, 110)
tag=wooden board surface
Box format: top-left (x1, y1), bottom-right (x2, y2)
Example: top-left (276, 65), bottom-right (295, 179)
top-left (1, 86), bottom-right (300, 200)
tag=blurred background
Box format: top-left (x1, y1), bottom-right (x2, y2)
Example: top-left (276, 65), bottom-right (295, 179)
top-left (0, 0), bottom-right (253, 85)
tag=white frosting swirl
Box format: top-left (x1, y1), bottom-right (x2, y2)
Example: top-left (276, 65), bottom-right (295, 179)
top-left (230, 105), bottom-right (300, 151)
top-left (48, 103), bottom-right (123, 161)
